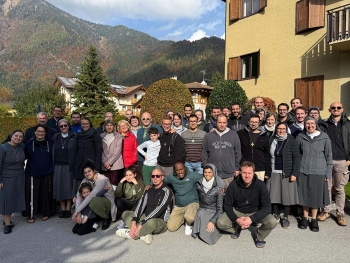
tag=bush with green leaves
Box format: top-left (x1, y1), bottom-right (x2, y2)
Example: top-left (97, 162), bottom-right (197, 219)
top-left (206, 80), bottom-right (248, 119)
top-left (141, 78), bottom-right (193, 124)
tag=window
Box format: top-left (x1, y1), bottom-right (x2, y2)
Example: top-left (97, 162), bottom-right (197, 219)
top-left (134, 94), bottom-right (137, 99)
top-left (122, 106), bottom-right (126, 111)
top-left (295, 0), bottom-right (325, 34)
top-left (192, 93), bottom-right (198, 103)
top-left (201, 95), bottom-right (207, 104)
top-left (230, 0), bottom-right (267, 20)
top-left (228, 51), bottom-right (260, 81)
top-left (294, 75), bottom-right (324, 109)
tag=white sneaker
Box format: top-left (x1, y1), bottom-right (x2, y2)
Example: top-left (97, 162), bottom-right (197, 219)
top-left (116, 221), bottom-right (125, 230)
top-left (140, 234), bottom-right (153, 245)
top-left (115, 229), bottom-right (131, 239)
top-left (185, 223), bottom-right (192, 236)
top-left (92, 223), bottom-right (99, 230)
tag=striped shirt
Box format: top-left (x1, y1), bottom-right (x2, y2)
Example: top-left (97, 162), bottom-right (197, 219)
top-left (181, 129), bottom-right (206, 162)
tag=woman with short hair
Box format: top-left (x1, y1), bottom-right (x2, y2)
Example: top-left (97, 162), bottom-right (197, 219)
top-left (172, 113), bottom-right (187, 135)
top-left (118, 120), bottom-right (138, 169)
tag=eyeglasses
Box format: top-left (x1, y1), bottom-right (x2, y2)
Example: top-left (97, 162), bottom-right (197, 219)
top-left (151, 174), bottom-right (162, 178)
top-left (142, 118), bottom-right (150, 121)
top-left (331, 106), bottom-right (342, 110)
top-left (59, 125), bottom-right (68, 128)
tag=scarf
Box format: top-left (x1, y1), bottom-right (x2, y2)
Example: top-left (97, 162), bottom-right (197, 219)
top-left (202, 176), bottom-right (215, 193)
top-left (79, 127), bottom-right (95, 139)
top-left (264, 124), bottom-right (276, 132)
top-left (306, 130), bottom-right (320, 139)
top-left (270, 134), bottom-right (288, 173)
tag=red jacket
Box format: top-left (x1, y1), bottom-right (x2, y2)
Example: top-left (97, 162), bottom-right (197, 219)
top-left (119, 131), bottom-right (138, 168)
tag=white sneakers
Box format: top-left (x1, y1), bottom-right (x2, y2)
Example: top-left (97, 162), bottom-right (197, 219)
top-left (185, 222), bottom-right (193, 236)
top-left (140, 234), bottom-right (153, 245)
top-left (116, 229), bottom-right (153, 244)
top-left (92, 223), bottom-right (99, 230)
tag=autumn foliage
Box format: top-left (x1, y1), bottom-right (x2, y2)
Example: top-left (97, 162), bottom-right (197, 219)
top-left (248, 96), bottom-right (277, 113)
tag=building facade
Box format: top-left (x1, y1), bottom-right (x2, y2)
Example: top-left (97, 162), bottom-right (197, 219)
top-left (223, 0), bottom-right (350, 115)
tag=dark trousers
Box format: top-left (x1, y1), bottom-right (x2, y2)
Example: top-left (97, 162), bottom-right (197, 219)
top-left (115, 197), bottom-right (138, 219)
top-left (72, 218), bottom-right (97, 235)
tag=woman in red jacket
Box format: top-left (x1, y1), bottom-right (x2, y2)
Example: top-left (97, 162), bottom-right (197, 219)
top-left (117, 120), bottom-right (138, 168)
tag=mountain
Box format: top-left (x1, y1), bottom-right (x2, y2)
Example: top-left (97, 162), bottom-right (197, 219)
top-left (0, 0), bottom-right (224, 93)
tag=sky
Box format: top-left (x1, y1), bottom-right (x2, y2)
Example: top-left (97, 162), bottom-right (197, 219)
top-left (45, 0), bottom-right (226, 42)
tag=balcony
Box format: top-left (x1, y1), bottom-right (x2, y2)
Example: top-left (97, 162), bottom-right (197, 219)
top-left (327, 4), bottom-right (350, 51)
top-left (131, 98), bottom-right (138, 104)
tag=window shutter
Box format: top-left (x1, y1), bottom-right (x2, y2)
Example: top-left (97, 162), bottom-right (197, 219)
top-left (308, 75), bottom-right (324, 110)
top-left (308, 0), bottom-right (325, 29)
top-left (230, 0), bottom-right (240, 21)
top-left (259, 0), bottom-right (267, 11)
top-left (296, 0), bottom-right (309, 33)
top-left (228, 57), bottom-right (241, 81)
top-left (295, 78), bottom-right (309, 108)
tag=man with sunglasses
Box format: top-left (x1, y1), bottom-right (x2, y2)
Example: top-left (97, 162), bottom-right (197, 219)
top-left (116, 169), bottom-right (173, 244)
top-left (317, 102), bottom-right (350, 226)
top-left (136, 112), bottom-right (162, 170)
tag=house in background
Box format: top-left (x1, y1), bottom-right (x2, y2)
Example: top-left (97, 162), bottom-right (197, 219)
top-left (185, 81), bottom-right (213, 113)
top-left (54, 77), bottom-right (78, 114)
top-left (222, 0), bottom-right (350, 115)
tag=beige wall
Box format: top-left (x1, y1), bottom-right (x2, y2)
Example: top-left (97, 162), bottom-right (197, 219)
top-left (224, 0), bottom-right (350, 116)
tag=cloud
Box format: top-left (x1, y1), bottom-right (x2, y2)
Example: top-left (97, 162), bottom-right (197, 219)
top-left (198, 20), bottom-right (222, 31)
top-left (46, 0), bottom-right (220, 23)
top-left (220, 33), bottom-right (225, 39)
top-left (188, 30), bottom-right (208, 42)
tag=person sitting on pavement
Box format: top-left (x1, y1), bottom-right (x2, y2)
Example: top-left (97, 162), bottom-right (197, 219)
top-left (165, 161), bottom-right (202, 235)
top-left (192, 163), bottom-right (224, 245)
top-left (115, 168), bottom-right (173, 245)
top-left (217, 161), bottom-right (277, 248)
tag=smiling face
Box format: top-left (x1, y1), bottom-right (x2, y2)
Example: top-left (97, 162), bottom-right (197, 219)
top-left (125, 110), bottom-right (133, 120)
top-left (296, 109), bottom-right (306, 123)
top-left (104, 123), bottom-right (114, 133)
top-left (59, 121), bottom-right (69, 134)
top-left (195, 111), bottom-right (203, 121)
top-left (266, 116), bottom-right (275, 127)
top-left (130, 118), bottom-right (139, 128)
top-left (174, 162), bottom-right (186, 179)
top-left (151, 169), bottom-right (164, 188)
top-left (203, 167), bottom-right (214, 182)
top-left (10, 131), bottom-right (24, 145)
top-left (329, 102), bottom-right (343, 118)
top-left (34, 127), bottom-right (46, 140)
top-left (184, 107), bottom-right (192, 118)
top-left (222, 108), bottom-right (231, 117)
top-left (149, 133), bottom-right (159, 142)
top-left (308, 110), bottom-right (320, 119)
top-left (248, 117), bottom-right (260, 131)
top-left (254, 98), bottom-right (264, 109)
top-left (71, 114), bottom-right (81, 125)
top-left (276, 124), bottom-right (287, 137)
top-left (162, 119), bottom-right (172, 133)
top-left (53, 107), bottom-right (62, 119)
top-left (84, 167), bottom-right (96, 181)
top-left (211, 108), bottom-right (221, 120)
top-left (119, 122), bottom-right (130, 134)
top-left (37, 114), bottom-right (48, 125)
top-left (241, 166), bottom-right (254, 187)
top-left (278, 105), bottom-right (288, 117)
top-left (141, 112), bottom-right (152, 127)
top-left (189, 116), bottom-right (198, 130)
top-left (173, 115), bottom-right (182, 127)
top-left (81, 119), bottom-right (91, 131)
top-left (81, 188), bottom-right (91, 199)
top-left (305, 119), bottom-right (317, 133)
top-left (291, 99), bottom-right (302, 110)
top-left (231, 104), bottom-right (241, 117)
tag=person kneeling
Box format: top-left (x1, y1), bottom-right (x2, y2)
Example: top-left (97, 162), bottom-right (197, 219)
top-left (115, 169), bottom-right (173, 244)
top-left (217, 161), bottom-right (277, 248)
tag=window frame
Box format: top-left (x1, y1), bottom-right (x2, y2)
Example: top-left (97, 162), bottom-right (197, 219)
top-left (228, 50), bottom-right (260, 81)
top-left (294, 75), bottom-right (324, 110)
top-left (230, 0), bottom-right (267, 21)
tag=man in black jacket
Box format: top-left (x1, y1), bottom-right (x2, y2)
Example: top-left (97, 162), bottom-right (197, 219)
top-left (229, 102), bottom-right (247, 131)
top-left (23, 112), bottom-right (57, 143)
top-left (237, 114), bottom-right (271, 181)
top-left (217, 161), bottom-right (277, 248)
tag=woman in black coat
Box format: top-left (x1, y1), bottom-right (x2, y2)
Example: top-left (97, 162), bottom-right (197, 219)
top-left (266, 122), bottom-right (301, 229)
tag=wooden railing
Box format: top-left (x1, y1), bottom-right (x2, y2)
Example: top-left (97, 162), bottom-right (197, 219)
top-left (327, 4), bottom-right (350, 43)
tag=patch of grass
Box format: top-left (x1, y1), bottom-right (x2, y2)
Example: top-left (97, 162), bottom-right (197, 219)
top-left (345, 183), bottom-right (350, 200)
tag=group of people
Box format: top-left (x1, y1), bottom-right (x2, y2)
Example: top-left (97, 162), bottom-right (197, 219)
top-left (0, 98), bottom-right (349, 248)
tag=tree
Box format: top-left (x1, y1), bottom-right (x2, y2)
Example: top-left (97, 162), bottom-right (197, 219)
top-left (13, 86), bottom-right (66, 116)
top-left (210, 71), bottom-right (223, 88)
top-left (206, 80), bottom-right (248, 120)
top-left (0, 87), bottom-right (13, 103)
top-left (0, 105), bottom-right (12, 116)
top-left (72, 46), bottom-right (116, 118)
top-left (141, 78), bottom-right (193, 124)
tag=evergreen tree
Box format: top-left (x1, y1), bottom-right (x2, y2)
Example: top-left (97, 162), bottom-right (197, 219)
top-left (72, 46), bottom-right (116, 118)
top-left (210, 71), bottom-right (223, 88)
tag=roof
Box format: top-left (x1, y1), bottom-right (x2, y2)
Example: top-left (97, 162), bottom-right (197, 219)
top-left (55, 77), bottom-right (78, 89)
top-left (110, 84), bottom-right (146, 97)
top-left (185, 82), bottom-right (214, 91)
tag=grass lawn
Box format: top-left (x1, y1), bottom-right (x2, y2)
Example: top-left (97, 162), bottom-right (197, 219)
top-left (345, 183), bottom-right (350, 200)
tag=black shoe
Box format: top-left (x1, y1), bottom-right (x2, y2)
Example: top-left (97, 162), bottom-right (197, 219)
top-left (230, 227), bottom-right (242, 239)
top-left (4, 225), bottom-right (12, 234)
top-left (2, 221), bottom-right (14, 228)
top-left (64, 211), bottom-right (72, 218)
top-left (59, 210), bottom-right (65, 218)
top-left (298, 217), bottom-right (308, 230)
top-left (310, 219), bottom-right (319, 232)
top-left (102, 218), bottom-right (111, 230)
top-left (252, 230), bottom-right (266, 248)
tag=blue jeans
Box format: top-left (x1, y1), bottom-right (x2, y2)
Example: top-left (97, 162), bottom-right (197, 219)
top-left (185, 162), bottom-right (203, 174)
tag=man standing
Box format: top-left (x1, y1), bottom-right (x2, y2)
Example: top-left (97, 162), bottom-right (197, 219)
top-left (237, 114), bottom-right (271, 181)
top-left (46, 106), bottom-right (63, 132)
top-left (165, 162), bottom-right (202, 235)
top-left (253, 97), bottom-right (265, 110)
top-left (183, 104), bottom-right (193, 127)
top-left (317, 102), bottom-right (350, 226)
top-left (287, 98), bottom-right (303, 122)
top-left (136, 112), bottom-right (162, 170)
top-left (229, 102), bottom-right (247, 131)
top-left (202, 114), bottom-right (241, 188)
top-left (276, 103), bottom-right (293, 125)
top-left (156, 116), bottom-right (185, 176)
top-left (289, 106), bottom-right (307, 138)
top-left (217, 161), bottom-right (277, 248)
top-left (125, 109), bottom-right (133, 123)
top-left (181, 114), bottom-right (206, 173)
top-left (203, 106), bottom-right (222, 133)
top-left (116, 169), bottom-right (173, 244)
top-left (70, 112), bottom-right (82, 133)
top-left (23, 112), bottom-right (57, 143)
top-left (96, 112), bottom-right (114, 134)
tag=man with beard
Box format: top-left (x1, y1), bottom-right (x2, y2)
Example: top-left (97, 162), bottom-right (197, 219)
top-left (204, 106), bottom-right (222, 133)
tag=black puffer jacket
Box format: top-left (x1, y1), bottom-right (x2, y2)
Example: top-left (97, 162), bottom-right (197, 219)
top-left (195, 163), bottom-right (224, 223)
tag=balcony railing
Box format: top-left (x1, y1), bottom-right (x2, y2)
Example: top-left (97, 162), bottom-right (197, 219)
top-left (327, 4), bottom-right (350, 49)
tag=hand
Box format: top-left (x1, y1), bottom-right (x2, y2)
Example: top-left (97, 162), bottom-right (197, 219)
top-left (120, 177), bottom-right (126, 183)
top-left (234, 171), bottom-right (240, 177)
top-left (72, 212), bottom-right (78, 223)
top-left (236, 217), bottom-right (245, 227)
top-left (144, 185), bottom-right (151, 191)
top-left (210, 128), bottom-right (215, 133)
top-left (264, 176), bottom-right (269, 179)
top-left (129, 221), bottom-right (137, 238)
top-left (0, 182), bottom-right (3, 189)
top-left (290, 175), bottom-right (297, 182)
top-left (346, 160), bottom-right (350, 166)
top-left (72, 197), bottom-right (76, 203)
top-left (144, 154), bottom-right (148, 160)
top-left (325, 178), bottom-right (329, 182)
top-left (131, 178), bottom-right (138, 185)
top-left (206, 222), bottom-right (214, 232)
top-left (169, 129), bottom-right (176, 133)
top-left (240, 217), bottom-right (252, 229)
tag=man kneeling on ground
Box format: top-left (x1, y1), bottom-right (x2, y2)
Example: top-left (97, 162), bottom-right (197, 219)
top-left (217, 161), bottom-right (277, 248)
top-left (115, 169), bottom-right (173, 244)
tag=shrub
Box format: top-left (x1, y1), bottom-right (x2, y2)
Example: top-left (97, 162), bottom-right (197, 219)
top-left (141, 78), bottom-right (193, 124)
top-left (206, 80), bottom-right (248, 120)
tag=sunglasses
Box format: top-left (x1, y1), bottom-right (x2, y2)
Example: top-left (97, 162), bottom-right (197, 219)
top-left (59, 124), bottom-right (68, 128)
top-left (331, 106), bottom-right (342, 110)
top-left (142, 118), bottom-right (150, 121)
top-left (151, 174), bottom-right (162, 178)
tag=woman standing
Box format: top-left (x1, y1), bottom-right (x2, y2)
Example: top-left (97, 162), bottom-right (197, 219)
top-left (73, 161), bottom-right (117, 231)
top-left (52, 119), bottom-right (78, 218)
top-left (263, 112), bottom-right (277, 138)
top-left (101, 120), bottom-right (124, 186)
top-left (118, 120), bottom-right (138, 169)
top-left (192, 164), bottom-right (224, 245)
top-left (195, 109), bottom-right (206, 131)
top-left (296, 116), bottom-right (332, 232)
top-left (172, 113), bottom-right (187, 135)
top-left (23, 124), bottom-right (56, 223)
top-left (267, 122), bottom-right (300, 228)
top-left (0, 130), bottom-right (25, 234)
